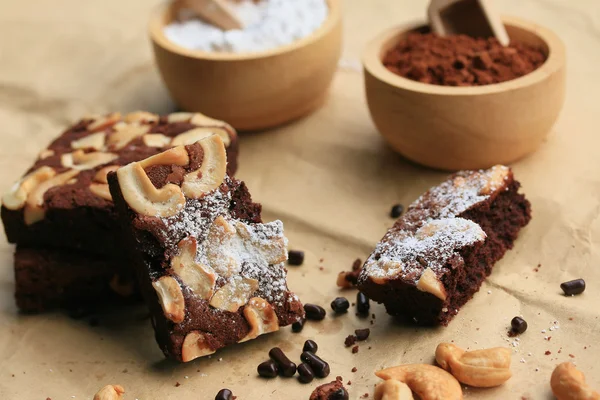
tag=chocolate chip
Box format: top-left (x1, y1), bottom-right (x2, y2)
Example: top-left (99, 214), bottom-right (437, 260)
top-left (304, 303), bottom-right (326, 320)
top-left (301, 351), bottom-right (330, 378)
top-left (288, 250), bottom-right (305, 266)
top-left (356, 292), bottom-right (370, 316)
top-left (215, 389), bottom-right (233, 400)
top-left (331, 297), bottom-right (350, 314)
top-left (292, 318), bottom-right (305, 332)
top-left (355, 328), bottom-right (370, 341)
top-left (560, 279), bottom-right (586, 296)
top-left (297, 363), bottom-right (315, 384)
top-left (344, 335), bottom-right (357, 347)
top-left (330, 388), bottom-right (349, 400)
top-left (511, 317), bottom-right (528, 334)
top-left (269, 347), bottom-right (297, 377)
top-left (257, 360), bottom-right (279, 378)
top-left (390, 204), bottom-right (404, 218)
top-left (303, 340), bottom-right (318, 353)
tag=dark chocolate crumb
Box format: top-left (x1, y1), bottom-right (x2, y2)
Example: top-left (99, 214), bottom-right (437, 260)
top-left (288, 250), bottom-right (305, 266)
top-left (331, 297), bottom-right (350, 314)
top-left (561, 279), bottom-right (586, 296)
top-left (344, 335), bottom-right (357, 347)
top-left (215, 388), bottom-right (233, 400)
top-left (351, 367), bottom-right (357, 373)
top-left (511, 317), bottom-right (528, 334)
top-left (352, 346), bottom-right (359, 354)
top-left (292, 318), bottom-right (305, 332)
top-left (390, 204), bottom-right (404, 218)
top-left (545, 351), bottom-right (551, 355)
top-left (175, 382), bottom-right (181, 387)
top-left (304, 304), bottom-right (327, 321)
top-left (355, 328), bottom-right (370, 341)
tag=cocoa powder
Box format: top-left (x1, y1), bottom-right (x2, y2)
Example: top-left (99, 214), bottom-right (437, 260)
top-left (383, 32), bottom-right (547, 86)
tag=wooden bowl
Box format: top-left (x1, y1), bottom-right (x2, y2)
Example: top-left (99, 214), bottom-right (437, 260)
top-left (363, 16), bottom-right (566, 170)
top-left (149, 0), bottom-right (342, 131)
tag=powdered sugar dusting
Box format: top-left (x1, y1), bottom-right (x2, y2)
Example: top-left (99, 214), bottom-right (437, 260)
top-left (361, 166), bottom-right (510, 284)
top-left (158, 181), bottom-right (232, 250)
top-left (198, 218), bottom-right (290, 306)
top-left (151, 176), bottom-right (291, 308)
top-left (366, 218), bottom-right (485, 281)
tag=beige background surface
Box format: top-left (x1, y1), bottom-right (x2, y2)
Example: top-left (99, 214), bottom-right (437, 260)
top-left (1, 0), bottom-right (599, 399)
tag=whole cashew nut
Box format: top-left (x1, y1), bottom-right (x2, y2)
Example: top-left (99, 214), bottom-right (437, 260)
top-left (93, 384), bottom-right (125, 400)
top-left (435, 343), bottom-right (512, 387)
top-left (375, 379), bottom-right (414, 400)
top-left (551, 362), bottom-right (600, 400)
top-left (376, 364), bottom-right (463, 400)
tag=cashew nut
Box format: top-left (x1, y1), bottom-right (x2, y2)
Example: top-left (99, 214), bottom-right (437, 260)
top-left (24, 169), bottom-right (80, 225)
top-left (61, 150), bottom-right (118, 170)
top-left (181, 331), bottom-right (216, 362)
top-left (210, 276), bottom-right (259, 312)
top-left (116, 146), bottom-right (189, 218)
top-left (171, 127), bottom-right (231, 147)
top-left (375, 379), bottom-right (414, 400)
top-left (71, 132), bottom-right (106, 151)
top-left (551, 362), bottom-right (600, 400)
top-left (93, 384), bottom-right (125, 400)
top-left (143, 133), bottom-right (172, 148)
top-left (87, 112), bottom-right (121, 132)
top-left (171, 237), bottom-right (217, 299)
top-left (107, 123), bottom-right (149, 150)
top-left (124, 111), bottom-right (159, 124)
top-left (435, 343), bottom-right (511, 388)
top-left (2, 166), bottom-right (56, 210)
top-left (240, 297), bottom-right (279, 342)
top-left (152, 276), bottom-right (186, 323)
top-left (180, 134), bottom-right (227, 198)
top-left (416, 267), bottom-right (447, 301)
top-left (376, 364), bottom-right (462, 400)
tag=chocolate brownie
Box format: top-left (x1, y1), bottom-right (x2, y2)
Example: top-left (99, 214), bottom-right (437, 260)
top-left (1, 111), bottom-right (238, 255)
top-left (358, 166), bottom-right (531, 326)
top-left (108, 135), bottom-right (304, 362)
top-left (14, 246), bottom-right (137, 313)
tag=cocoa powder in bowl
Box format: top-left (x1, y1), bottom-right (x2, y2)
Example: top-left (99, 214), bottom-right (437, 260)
top-left (383, 32), bottom-right (547, 86)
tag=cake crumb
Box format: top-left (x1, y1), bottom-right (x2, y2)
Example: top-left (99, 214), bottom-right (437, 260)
top-left (351, 367), bottom-right (357, 373)
top-left (352, 345), bottom-right (359, 354)
top-left (175, 382), bottom-right (181, 387)
top-left (545, 351), bottom-right (551, 355)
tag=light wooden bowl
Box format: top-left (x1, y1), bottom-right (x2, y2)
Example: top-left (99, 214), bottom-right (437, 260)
top-left (363, 16), bottom-right (566, 170)
top-left (149, 0), bottom-right (342, 131)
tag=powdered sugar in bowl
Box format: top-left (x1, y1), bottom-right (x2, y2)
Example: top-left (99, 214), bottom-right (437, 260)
top-left (150, 0), bottom-right (342, 131)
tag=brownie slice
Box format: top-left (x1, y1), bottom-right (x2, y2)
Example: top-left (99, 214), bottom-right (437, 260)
top-left (14, 246), bottom-right (137, 313)
top-left (1, 111), bottom-right (238, 256)
top-left (108, 135), bottom-right (304, 362)
top-left (358, 166), bottom-right (531, 326)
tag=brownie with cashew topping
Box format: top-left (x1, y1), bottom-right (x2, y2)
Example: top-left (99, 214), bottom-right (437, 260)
top-left (1, 111), bottom-right (238, 313)
top-left (108, 135), bottom-right (304, 362)
top-left (358, 166), bottom-right (531, 326)
top-left (1, 111), bottom-right (238, 255)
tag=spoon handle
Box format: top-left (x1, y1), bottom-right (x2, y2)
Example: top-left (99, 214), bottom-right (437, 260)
top-left (181, 0), bottom-right (243, 31)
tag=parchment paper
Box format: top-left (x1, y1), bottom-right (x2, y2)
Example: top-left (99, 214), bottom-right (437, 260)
top-left (0, 0), bottom-right (599, 399)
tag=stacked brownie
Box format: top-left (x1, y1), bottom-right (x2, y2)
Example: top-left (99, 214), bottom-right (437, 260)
top-left (107, 135), bottom-right (304, 361)
top-left (358, 166), bottom-right (531, 325)
top-left (1, 111), bottom-right (239, 312)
